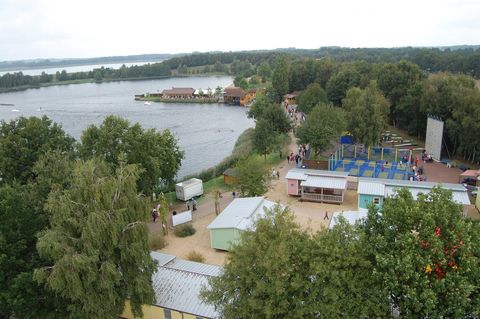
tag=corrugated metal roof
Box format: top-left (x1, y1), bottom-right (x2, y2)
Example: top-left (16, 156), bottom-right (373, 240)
top-left (152, 267), bottom-right (218, 318)
top-left (165, 258), bottom-right (223, 277)
top-left (329, 211), bottom-right (368, 229)
top-left (207, 197), bottom-right (277, 230)
top-left (148, 252), bottom-right (222, 318)
top-left (285, 170), bottom-right (307, 180)
top-left (286, 168), bottom-right (349, 180)
top-left (300, 175), bottom-right (347, 189)
top-left (150, 251), bottom-right (175, 266)
top-left (385, 185), bottom-right (470, 205)
top-left (358, 181), bottom-right (385, 196)
top-left (358, 177), bottom-right (467, 191)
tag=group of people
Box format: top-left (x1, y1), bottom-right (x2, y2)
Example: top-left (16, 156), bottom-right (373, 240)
top-left (287, 144), bottom-right (310, 168)
top-left (186, 197), bottom-right (198, 211)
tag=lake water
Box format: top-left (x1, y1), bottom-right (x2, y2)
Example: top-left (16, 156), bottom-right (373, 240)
top-left (0, 61), bottom-right (162, 76)
top-left (0, 76), bottom-right (254, 178)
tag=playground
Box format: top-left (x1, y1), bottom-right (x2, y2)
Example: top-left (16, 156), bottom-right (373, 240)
top-left (328, 143), bottom-right (426, 180)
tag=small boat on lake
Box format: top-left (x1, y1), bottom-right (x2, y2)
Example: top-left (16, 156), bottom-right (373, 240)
top-left (144, 102), bottom-right (151, 106)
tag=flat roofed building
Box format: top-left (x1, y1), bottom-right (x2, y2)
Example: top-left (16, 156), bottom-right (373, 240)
top-left (207, 197), bottom-right (277, 251)
top-left (286, 168), bottom-right (349, 204)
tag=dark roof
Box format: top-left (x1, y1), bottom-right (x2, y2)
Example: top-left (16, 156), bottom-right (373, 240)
top-left (162, 87), bottom-right (195, 95)
top-left (223, 168), bottom-right (237, 177)
top-left (284, 91), bottom-right (300, 98)
top-left (224, 87), bottom-right (246, 98)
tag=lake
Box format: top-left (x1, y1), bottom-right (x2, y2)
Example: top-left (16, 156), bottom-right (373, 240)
top-left (0, 61), bottom-right (162, 76)
top-left (0, 76), bottom-right (254, 178)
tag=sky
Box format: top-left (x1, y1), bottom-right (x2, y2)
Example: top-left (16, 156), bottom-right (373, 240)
top-left (0, 0), bottom-right (479, 61)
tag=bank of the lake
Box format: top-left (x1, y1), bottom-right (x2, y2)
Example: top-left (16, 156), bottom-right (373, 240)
top-left (0, 76), bottom-right (253, 178)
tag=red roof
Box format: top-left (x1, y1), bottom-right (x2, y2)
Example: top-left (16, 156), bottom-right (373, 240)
top-left (224, 87), bottom-right (246, 98)
top-left (161, 87), bottom-right (195, 95)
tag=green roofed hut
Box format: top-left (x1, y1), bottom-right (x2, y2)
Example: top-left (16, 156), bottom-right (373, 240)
top-left (207, 197), bottom-right (277, 251)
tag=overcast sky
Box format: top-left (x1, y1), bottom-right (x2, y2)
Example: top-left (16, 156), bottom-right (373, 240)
top-left (0, 0), bottom-right (479, 61)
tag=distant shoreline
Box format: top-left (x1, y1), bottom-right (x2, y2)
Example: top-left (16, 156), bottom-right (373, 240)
top-left (0, 73), bottom-right (230, 94)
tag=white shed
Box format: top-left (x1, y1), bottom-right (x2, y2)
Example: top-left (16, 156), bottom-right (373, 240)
top-left (175, 178), bottom-right (203, 201)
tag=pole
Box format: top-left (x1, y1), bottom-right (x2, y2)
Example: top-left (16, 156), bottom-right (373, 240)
top-left (381, 148), bottom-right (384, 160)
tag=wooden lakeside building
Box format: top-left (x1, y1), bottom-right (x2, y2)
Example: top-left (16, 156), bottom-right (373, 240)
top-left (135, 86), bottom-right (257, 106)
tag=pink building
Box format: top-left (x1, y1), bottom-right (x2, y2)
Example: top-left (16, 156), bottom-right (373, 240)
top-left (285, 169), bottom-right (349, 204)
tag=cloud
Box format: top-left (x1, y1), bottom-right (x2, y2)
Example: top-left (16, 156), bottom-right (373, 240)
top-left (0, 0), bottom-right (479, 61)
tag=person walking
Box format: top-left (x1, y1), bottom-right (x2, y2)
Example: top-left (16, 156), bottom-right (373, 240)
top-left (323, 210), bottom-right (329, 220)
top-left (192, 197), bottom-right (197, 211)
top-left (151, 208), bottom-right (158, 223)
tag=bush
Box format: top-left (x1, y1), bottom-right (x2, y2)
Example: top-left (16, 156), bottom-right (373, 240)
top-left (174, 224), bottom-right (196, 237)
top-left (186, 250), bottom-right (205, 263)
top-left (149, 233), bottom-right (167, 250)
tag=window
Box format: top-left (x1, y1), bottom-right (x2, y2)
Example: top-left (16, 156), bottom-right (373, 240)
top-left (163, 309), bottom-right (172, 319)
top-left (373, 197), bottom-right (380, 204)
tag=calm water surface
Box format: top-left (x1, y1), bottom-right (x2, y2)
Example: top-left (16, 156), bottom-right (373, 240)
top-left (0, 61), bottom-right (161, 76)
top-left (0, 76), bottom-right (254, 178)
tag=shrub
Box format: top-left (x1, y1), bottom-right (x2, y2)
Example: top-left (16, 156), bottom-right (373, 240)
top-left (174, 224), bottom-right (196, 237)
top-left (149, 233), bottom-right (167, 250)
top-left (186, 250), bottom-right (205, 263)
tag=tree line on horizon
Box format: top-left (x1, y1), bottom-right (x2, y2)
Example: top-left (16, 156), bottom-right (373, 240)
top-left (2, 46), bottom-right (480, 90)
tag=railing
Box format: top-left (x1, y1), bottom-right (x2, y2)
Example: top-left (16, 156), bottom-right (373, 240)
top-left (302, 193), bottom-right (343, 203)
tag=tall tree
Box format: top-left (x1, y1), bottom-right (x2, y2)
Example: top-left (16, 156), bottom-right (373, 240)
top-left (257, 62), bottom-right (272, 83)
top-left (375, 60), bottom-right (424, 126)
top-left (235, 156), bottom-right (270, 197)
top-left (326, 67), bottom-right (361, 105)
top-left (296, 103), bottom-right (346, 157)
top-left (0, 116), bottom-right (75, 184)
top-left (342, 81), bottom-right (390, 147)
top-left (272, 56), bottom-right (289, 101)
top-left (0, 183), bottom-right (67, 319)
top-left (365, 187), bottom-right (480, 318)
top-left (310, 219), bottom-right (390, 318)
top-left (297, 83), bottom-right (328, 114)
top-left (79, 115), bottom-right (184, 194)
top-left (35, 159), bottom-right (156, 319)
top-left (202, 206), bottom-right (314, 318)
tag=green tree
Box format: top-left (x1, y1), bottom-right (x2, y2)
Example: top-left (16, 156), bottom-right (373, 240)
top-left (202, 206), bottom-right (314, 318)
top-left (297, 83), bottom-right (328, 114)
top-left (272, 56), bottom-right (289, 101)
top-left (296, 103), bottom-right (346, 156)
top-left (257, 62), bottom-right (272, 82)
top-left (343, 81), bottom-right (389, 147)
top-left (365, 187), bottom-right (480, 318)
top-left (0, 183), bottom-right (68, 319)
top-left (375, 60), bottom-right (424, 126)
top-left (253, 119), bottom-right (279, 160)
top-left (326, 68), bottom-right (361, 105)
top-left (310, 219), bottom-right (390, 317)
top-left (35, 159), bottom-right (156, 319)
top-left (247, 93), bottom-right (274, 119)
top-left (0, 116), bottom-right (75, 184)
top-left (79, 115), bottom-right (184, 194)
top-left (235, 156), bottom-right (270, 197)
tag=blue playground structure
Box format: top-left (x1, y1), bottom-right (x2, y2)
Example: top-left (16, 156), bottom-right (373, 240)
top-left (328, 145), bottom-right (416, 180)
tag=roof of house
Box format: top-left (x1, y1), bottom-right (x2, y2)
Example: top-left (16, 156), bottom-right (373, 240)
top-left (224, 87), bottom-right (246, 98)
top-left (286, 168), bottom-right (349, 181)
top-left (328, 210), bottom-right (368, 229)
top-left (300, 175), bottom-right (347, 189)
top-left (460, 169), bottom-right (480, 178)
top-left (357, 178), bottom-right (470, 205)
top-left (149, 252), bottom-right (222, 318)
top-left (284, 91), bottom-right (300, 98)
top-left (176, 178), bottom-right (202, 187)
top-left (358, 181), bottom-right (385, 196)
top-left (207, 197), bottom-right (277, 230)
top-left (162, 87), bottom-right (195, 95)
top-left (223, 168), bottom-right (237, 177)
